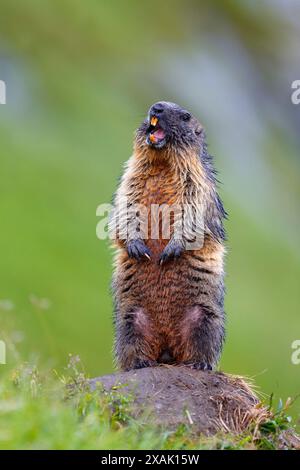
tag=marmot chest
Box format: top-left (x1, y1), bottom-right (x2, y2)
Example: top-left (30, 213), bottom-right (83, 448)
top-left (139, 169), bottom-right (178, 253)
top-left (140, 169), bottom-right (177, 206)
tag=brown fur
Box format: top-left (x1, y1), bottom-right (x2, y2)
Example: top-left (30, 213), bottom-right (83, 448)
top-left (111, 105), bottom-right (226, 371)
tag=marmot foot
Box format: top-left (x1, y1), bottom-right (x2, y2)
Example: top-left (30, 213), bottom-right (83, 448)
top-left (129, 358), bottom-right (157, 370)
top-left (185, 362), bottom-right (213, 371)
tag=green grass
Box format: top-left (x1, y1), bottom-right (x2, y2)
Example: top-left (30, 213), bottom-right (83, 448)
top-left (0, 351), bottom-right (298, 450)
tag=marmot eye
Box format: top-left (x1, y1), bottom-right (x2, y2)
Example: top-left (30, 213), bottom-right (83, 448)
top-left (180, 112), bottom-right (191, 122)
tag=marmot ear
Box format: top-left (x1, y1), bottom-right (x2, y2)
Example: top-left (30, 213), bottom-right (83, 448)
top-left (194, 125), bottom-right (204, 137)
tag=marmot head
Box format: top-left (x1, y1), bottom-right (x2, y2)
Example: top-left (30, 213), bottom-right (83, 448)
top-left (136, 101), bottom-right (203, 152)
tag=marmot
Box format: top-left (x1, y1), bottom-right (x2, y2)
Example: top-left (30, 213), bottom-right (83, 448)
top-left (110, 101), bottom-right (226, 371)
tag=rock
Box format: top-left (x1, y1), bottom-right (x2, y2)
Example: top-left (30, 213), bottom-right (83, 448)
top-left (89, 365), bottom-right (269, 435)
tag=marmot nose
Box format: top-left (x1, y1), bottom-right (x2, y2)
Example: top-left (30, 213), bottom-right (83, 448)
top-left (150, 102), bottom-right (165, 116)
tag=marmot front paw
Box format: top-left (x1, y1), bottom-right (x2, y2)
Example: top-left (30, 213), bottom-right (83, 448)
top-left (127, 239), bottom-right (152, 261)
top-left (159, 240), bottom-right (183, 265)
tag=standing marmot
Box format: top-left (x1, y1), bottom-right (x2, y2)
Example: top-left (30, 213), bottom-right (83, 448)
top-left (110, 101), bottom-right (226, 371)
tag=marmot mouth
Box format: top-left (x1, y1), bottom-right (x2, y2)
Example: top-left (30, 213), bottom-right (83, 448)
top-left (146, 116), bottom-right (167, 148)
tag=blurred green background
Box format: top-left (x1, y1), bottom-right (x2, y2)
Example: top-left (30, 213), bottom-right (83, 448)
top-left (0, 0), bottom-right (299, 421)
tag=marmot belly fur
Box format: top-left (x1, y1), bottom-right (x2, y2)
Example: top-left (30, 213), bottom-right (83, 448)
top-left (111, 101), bottom-right (227, 371)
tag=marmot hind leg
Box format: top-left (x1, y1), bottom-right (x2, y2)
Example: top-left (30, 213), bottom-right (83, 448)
top-left (114, 306), bottom-right (160, 371)
top-left (173, 304), bottom-right (225, 370)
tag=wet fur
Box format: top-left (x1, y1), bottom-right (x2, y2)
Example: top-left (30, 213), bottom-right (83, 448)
top-left (111, 105), bottom-right (226, 371)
